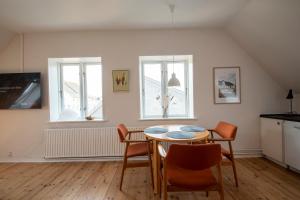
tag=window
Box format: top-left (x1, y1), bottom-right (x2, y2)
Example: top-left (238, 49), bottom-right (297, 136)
top-left (139, 55), bottom-right (194, 119)
top-left (48, 57), bottom-right (103, 121)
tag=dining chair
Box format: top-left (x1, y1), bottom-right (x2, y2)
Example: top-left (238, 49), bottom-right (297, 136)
top-left (117, 124), bottom-right (154, 190)
top-left (158, 143), bottom-right (224, 200)
top-left (208, 121), bottom-right (238, 187)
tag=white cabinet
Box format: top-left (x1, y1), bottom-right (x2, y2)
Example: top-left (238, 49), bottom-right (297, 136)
top-left (260, 118), bottom-right (284, 163)
top-left (284, 121), bottom-right (300, 170)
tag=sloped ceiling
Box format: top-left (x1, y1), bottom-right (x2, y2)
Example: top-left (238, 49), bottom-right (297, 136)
top-left (0, 0), bottom-right (299, 93)
top-left (0, 0), bottom-right (248, 32)
top-left (227, 0), bottom-right (300, 92)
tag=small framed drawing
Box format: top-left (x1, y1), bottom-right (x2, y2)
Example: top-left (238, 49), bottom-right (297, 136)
top-left (213, 67), bottom-right (241, 104)
top-left (112, 70), bottom-right (129, 92)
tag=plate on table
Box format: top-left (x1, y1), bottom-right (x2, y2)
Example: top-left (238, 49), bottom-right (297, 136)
top-left (166, 131), bottom-right (196, 139)
top-left (144, 127), bottom-right (168, 134)
top-left (180, 125), bottom-right (206, 132)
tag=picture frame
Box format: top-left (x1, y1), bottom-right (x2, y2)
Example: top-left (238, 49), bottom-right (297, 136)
top-left (213, 67), bottom-right (241, 104)
top-left (112, 70), bottom-right (129, 92)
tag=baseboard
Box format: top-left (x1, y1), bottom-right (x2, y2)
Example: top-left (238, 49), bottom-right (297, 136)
top-left (262, 155), bottom-right (287, 167)
top-left (287, 166), bottom-right (300, 174)
top-left (234, 148), bottom-right (263, 158)
top-left (0, 156), bottom-right (140, 163)
top-left (0, 149), bottom-right (263, 163)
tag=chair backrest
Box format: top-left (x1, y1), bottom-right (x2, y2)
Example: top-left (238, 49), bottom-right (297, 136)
top-left (214, 121), bottom-right (237, 140)
top-left (117, 124), bottom-right (129, 142)
top-left (166, 143), bottom-right (221, 170)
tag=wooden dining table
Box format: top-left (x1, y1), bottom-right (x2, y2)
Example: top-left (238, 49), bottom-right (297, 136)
top-left (144, 124), bottom-right (209, 194)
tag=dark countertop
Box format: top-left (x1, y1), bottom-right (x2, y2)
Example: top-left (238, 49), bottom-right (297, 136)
top-left (260, 114), bottom-right (300, 122)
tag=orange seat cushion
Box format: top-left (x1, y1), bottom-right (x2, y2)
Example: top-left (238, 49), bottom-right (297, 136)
top-left (167, 166), bottom-right (217, 189)
top-left (126, 143), bottom-right (151, 157)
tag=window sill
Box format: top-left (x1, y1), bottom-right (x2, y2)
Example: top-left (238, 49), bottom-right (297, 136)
top-left (139, 117), bottom-right (197, 121)
top-left (48, 119), bottom-right (108, 124)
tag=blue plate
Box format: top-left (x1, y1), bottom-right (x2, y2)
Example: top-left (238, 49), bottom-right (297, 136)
top-left (180, 125), bottom-right (206, 132)
top-left (166, 131), bottom-right (196, 139)
top-left (144, 127), bottom-right (168, 134)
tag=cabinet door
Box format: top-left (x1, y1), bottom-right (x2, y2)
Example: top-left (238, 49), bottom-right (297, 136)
top-left (260, 118), bottom-right (283, 162)
top-left (284, 121), bottom-right (300, 170)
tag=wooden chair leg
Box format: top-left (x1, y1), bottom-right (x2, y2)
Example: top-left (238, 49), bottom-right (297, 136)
top-left (229, 141), bottom-right (238, 187)
top-left (206, 191), bottom-right (209, 197)
top-left (219, 188), bottom-right (224, 200)
top-left (163, 166), bottom-right (168, 200)
top-left (163, 185), bottom-right (168, 200)
top-left (120, 156), bottom-right (127, 191)
top-left (147, 143), bottom-right (154, 189)
top-left (231, 158), bottom-right (239, 187)
top-left (157, 158), bottom-right (162, 198)
top-left (217, 163), bottom-right (224, 200)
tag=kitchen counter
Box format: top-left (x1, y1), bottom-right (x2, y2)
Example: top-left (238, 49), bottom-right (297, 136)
top-left (260, 114), bottom-right (300, 122)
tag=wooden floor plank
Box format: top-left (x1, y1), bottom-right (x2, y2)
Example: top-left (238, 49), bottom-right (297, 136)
top-left (242, 158), bottom-right (300, 199)
top-left (9, 163), bottom-right (70, 200)
top-left (55, 162), bottom-right (105, 200)
top-left (0, 158), bottom-right (299, 200)
top-left (0, 163), bottom-right (16, 173)
top-left (72, 162), bottom-right (119, 200)
top-left (30, 162), bottom-right (85, 200)
top-left (0, 163), bottom-right (52, 199)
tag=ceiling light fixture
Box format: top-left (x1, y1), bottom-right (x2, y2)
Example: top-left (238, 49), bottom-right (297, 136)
top-left (167, 3), bottom-right (180, 87)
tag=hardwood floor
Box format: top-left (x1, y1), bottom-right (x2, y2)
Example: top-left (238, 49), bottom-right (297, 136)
top-left (0, 158), bottom-right (300, 200)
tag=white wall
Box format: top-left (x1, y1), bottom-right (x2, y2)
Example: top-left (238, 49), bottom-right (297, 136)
top-left (294, 94), bottom-right (300, 113)
top-left (0, 30), bottom-right (15, 53)
top-left (0, 29), bottom-right (286, 161)
top-left (0, 36), bottom-right (20, 70)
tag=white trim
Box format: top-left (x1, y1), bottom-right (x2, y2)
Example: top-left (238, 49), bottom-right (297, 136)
top-left (47, 119), bottom-right (108, 124)
top-left (262, 154), bottom-right (287, 167)
top-left (234, 149), bottom-right (263, 158)
top-left (79, 63), bottom-right (85, 118)
top-left (58, 61), bottom-right (103, 120)
top-left (0, 157), bottom-right (125, 163)
top-left (139, 55), bottom-right (193, 119)
top-left (139, 117), bottom-right (197, 121)
top-left (19, 33), bottom-right (24, 72)
top-left (0, 149), bottom-right (263, 163)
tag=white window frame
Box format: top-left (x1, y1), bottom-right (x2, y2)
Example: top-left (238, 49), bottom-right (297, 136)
top-left (58, 62), bottom-right (103, 120)
top-left (140, 56), bottom-right (193, 119)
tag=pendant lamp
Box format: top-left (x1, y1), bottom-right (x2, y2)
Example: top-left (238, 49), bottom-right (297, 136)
top-left (167, 4), bottom-right (180, 87)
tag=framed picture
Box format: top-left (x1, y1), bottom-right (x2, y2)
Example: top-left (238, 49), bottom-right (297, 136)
top-left (213, 67), bottom-right (241, 104)
top-left (112, 70), bottom-right (129, 92)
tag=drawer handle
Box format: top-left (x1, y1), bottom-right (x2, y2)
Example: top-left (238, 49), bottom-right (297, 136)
top-left (294, 126), bottom-right (300, 130)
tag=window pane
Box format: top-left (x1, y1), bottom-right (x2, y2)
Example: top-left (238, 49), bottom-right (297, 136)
top-left (85, 64), bottom-right (102, 119)
top-left (139, 55), bottom-right (193, 120)
top-left (143, 63), bottom-right (162, 117)
top-left (62, 65), bottom-right (81, 119)
top-left (167, 62), bottom-right (187, 116)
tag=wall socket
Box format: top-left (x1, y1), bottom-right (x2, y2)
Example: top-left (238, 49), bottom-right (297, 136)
top-left (8, 152), bottom-right (13, 157)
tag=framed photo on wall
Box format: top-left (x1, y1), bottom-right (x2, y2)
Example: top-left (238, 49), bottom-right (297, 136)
top-left (112, 70), bottom-right (129, 92)
top-left (213, 67), bottom-right (241, 104)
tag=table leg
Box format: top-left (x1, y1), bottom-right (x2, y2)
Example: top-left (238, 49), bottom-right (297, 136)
top-left (152, 140), bottom-right (161, 194)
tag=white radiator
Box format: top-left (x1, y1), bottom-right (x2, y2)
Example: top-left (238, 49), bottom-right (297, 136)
top-left (44, 127), bottom-right (145, 158)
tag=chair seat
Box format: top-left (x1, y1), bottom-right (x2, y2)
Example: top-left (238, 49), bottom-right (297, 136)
top-left (126, 142), bottom-right (152, 157)
top-left (167, 166), bottom-right (217, 189)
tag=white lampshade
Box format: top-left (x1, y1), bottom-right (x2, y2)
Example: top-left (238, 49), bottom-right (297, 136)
top-left (168, 73), bottom-right (180, 87)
